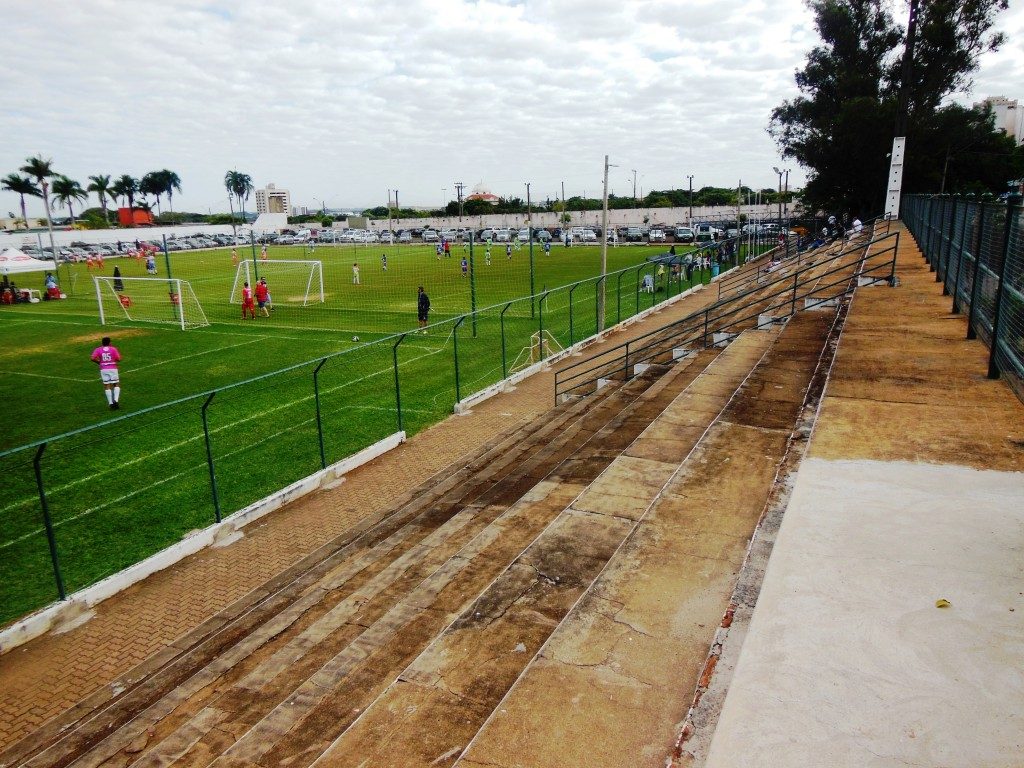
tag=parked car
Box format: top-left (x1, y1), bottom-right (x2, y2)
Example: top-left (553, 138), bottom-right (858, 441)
top-left (648, 228), bottom-right (666, 242)
top-left (515, 228), bottom-right (530, 241)
top-left (626, 226), bottom-right (643, 242)
top-left (694, 223), bottom-right (723, 241)
top-left (675, 227), bottom-right (695, 243)
top-left (422, 229), bottom-right (439, 242)
top-left (493, 228), bottom-right (512, 242)
top-left (398, 231), bottom-right (413, 243)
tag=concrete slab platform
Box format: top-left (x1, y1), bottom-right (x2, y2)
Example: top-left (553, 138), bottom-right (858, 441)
top-left (705, 458), bottom-right (1024, 768)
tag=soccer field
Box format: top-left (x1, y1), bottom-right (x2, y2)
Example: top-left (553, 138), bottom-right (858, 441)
top-left (0, 239), bottom-right (725, 625)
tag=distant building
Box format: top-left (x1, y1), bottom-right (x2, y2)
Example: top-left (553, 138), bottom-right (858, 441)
top-left (255, 184), bottom-right (291, 216)
top-left (466, 183), bottom-right (500, 206)
top-left (292, 206), bottom-right (310, 216)
top-left (975, 96), bottom-right (1023, 145)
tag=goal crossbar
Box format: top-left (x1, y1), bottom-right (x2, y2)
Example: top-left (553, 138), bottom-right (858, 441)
top-left (230, 260), bottom-right (325, 306)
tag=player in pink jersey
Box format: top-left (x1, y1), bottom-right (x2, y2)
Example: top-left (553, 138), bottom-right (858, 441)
top-left (90, 336), bottom-right (122, 410)
top-left (241, 282), bottom-right (256, 319)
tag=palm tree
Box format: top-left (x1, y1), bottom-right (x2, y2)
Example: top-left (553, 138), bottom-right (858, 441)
top-left (1, 174), bottom-right (41, 230)
top-left (50, 176), bottom-right (88, 228)
top-left (20, 155), bottom-right (58, 264)
top-left (140, 172), bottom-right (164, 216)
top-left (224, 169), bottom-right (254, 228)
top-left (111, 175), bottom-right (139, 224)
top-left (87, 174), bottom-right (114, 224)
top-left (161, 170), bottom-right (182, 218)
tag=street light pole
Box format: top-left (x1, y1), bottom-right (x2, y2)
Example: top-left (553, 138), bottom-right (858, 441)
top-left (772, 167), bottom-right (783, 223)
top-left (631, 169), bottom-right (637, 202)
top-left (687, 174), bottom-right (694, 223)
top-left (526, 182), bottom-right (535, 316)
top-left (599, 155), bottom-right (614, 332)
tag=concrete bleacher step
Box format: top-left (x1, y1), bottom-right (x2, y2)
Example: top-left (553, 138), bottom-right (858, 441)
top-left (454, 309), bottom-right (841, 768)
top-left (8, 353), bottom-right (720, 768)
top-left (4, 373), bottom-right (652, 768)
top-left (304, 330), bottom-right (782, 767)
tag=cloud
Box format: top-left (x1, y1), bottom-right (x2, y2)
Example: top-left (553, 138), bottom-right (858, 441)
top-left (1, 0), bottom-right (1020, 217)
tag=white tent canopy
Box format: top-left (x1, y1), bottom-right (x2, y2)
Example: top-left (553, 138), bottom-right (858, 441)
top-left (0, 249), bottom-right (55, 277)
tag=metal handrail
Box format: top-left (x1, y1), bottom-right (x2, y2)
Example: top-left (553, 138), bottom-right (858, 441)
top-left (554, 236), bottom-right (898, 401)
top-left (554, 230), bottom-right (898, 391)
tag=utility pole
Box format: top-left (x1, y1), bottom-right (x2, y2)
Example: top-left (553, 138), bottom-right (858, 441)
top-left (455, 181), bottom-right (465, 222)
top-left (783, 170), bottom-right (790, 225)
top-left (387, 189), bottom-right (392, 242)
top-left (885, 0), bottom-right (919, 218)
top-left (599, 155), bottom-right (614, 332)
top-left (561, 181), bottom-right (566, 242)
top-left (526, 182), bottom-right (535, 316)
top-left (395, 190), bottom-right (399, 212)
top-left (631, 169), bottom-right (637, 202)
top-left (687, 175), bottom-right (694, 223)
top-left (772, 167), bottom-right (783, 223)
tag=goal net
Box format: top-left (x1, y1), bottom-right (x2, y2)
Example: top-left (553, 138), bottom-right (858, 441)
top-left (229, 260), bottom-right (325, 306)
top-left (510, 331), bottom-right (564, 374)
top-left (94, 276), bottom-right (209, 330)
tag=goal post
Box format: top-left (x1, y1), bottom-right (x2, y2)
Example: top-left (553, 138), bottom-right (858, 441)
top-left (94, 276), bottom-right (209, 330)
top-left (229, 260), bottom-right (325, 306)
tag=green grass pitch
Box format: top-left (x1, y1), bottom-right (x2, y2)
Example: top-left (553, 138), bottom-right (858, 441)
top-left (0, 239), bottom-right (717, 625)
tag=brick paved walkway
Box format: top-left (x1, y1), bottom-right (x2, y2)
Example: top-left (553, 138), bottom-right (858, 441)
top-left (0, 280), bottom-right (728, 751)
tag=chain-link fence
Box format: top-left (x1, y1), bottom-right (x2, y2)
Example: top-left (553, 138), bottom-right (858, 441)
top-left (902, 194), bottom-right (1023, 400)
top-left (0, 237), bottom-right (763, 627)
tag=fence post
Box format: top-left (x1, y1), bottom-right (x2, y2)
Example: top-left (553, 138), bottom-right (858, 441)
top-left (967, 204), bottom-right (988, 341)
top-left (392, 333), bottom-right (406, 432)
top-left (702, 309), bottom-right (710, 347)
top-left (538, 292), bottom-right (549, 361)
top-left (635, 265), bottom-right (642, 315)
top-left (568, 282), bottom-right (579, 346)
top-left (453, 316), bottom-right (466, 404)
top-left (890, 232), bottom-right (900, 284)
top-left (790, 271), bottom-right (799, 315)
top-left (616, 270), bottom-right (624, 324)
top-left (500, 301), bottom-right (512, 380)
top-left (595, 275), bottom-right (605, 333)
top-left (624, 340), bottom-right (630, 380)
top-left (33, 443), bottom-right (66, 601)
top-left (987, 196), bottom-right (1019, 379)
top-left (926, 197), bottom-right (937, 271)
top-left (469, 234), bottom-right (477, 337)
top-left (937, 197), bottom-right (948, 284)
top-left (313, 357), bottom-right (328, 470)
top-left (201, 392), bottom-right (221, 523)
top-left (952, 200), bottom-right (972, 313)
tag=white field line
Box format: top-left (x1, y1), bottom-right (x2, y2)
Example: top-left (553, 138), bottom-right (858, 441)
top-left (0, 370), bottom-right (93, 383)
top-left (0, 341), bottom-right (448, 528)
top-left (0, 403), bottom-right (429, 551)
top-left (123, 338), bottom-right (263, 373)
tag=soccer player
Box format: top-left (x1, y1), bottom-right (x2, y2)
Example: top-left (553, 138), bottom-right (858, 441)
top-left (443, 240), bottom-right (451, 258)
top-left (231, 248), bottom-right (238, 265)
top-left (485, 250), bottom-right (491, 266)
top-left (485, 243), bottom-right (491, 261)
top-left (241, 281), bottom-right (256, 319)
top-left (417, 286), bottom-right (430, 332)
top-left (352, 263), bottom-right (360, 284)
top-left (255, 277), bottom-right (270, 317)
top-left (461, 256), bottom-right (468, 277)
top-left (97, 253), bottom-right (104, 270)
top-left (261, 244), bottom-right (268, 261)
top-left (506, 243), bottom-right (512, 260)
top-left (85, 254), bottom-right (95, 271)
top-left (90, 336), bottom-right (122, 410)
top-left (381, 253), bottom-right (387, 271)
top-left (544, 240), bottom-right (551, 256)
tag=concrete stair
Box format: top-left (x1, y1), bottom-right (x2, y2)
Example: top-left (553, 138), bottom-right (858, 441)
top-left (4, 248), bottom-right (863, 768)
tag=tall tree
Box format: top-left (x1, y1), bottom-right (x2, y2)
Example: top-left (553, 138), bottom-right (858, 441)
top-left (50, 176), bottom-right (88, 227)
top-left (87, 174), bottom-right (114, 224)
top-left (140, 171), bottom-right (165, 215)
top-left (112, 174), bottom-right (138, 208)
top-left (161, 170), bottom-right (182, 216)
top-left (770, 0), bottom-right (1012, 214)
top-left (1, 174), bottom-right (40, 230)
top-left (20, 155), bottom-right (59, 260)
top-left (224, 170), bottom-right (254, 236)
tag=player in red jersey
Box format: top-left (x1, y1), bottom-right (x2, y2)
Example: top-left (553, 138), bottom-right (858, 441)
top-left (241, 281), bottom-right (256, 319)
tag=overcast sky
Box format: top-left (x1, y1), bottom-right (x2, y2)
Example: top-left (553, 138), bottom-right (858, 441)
top-left (2, 0), bottom-right (1022, 217)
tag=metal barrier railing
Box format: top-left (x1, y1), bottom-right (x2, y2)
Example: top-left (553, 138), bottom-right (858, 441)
top-left (554, 231), bottom-right (900, 402)
top-left (902, 194), bottom-right (1023, 395)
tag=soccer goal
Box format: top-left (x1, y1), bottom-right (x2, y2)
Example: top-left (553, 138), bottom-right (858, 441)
top-left (229, 260), bottom-right (324, 306)
top-left (510, 330), bottom-right (564, 374)
top-left (94, 276), bottom-right (210, 330)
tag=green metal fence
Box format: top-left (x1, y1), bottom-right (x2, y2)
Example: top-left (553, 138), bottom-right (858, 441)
top-left (902, 194), bottom-right (1023, 395)
top-left (0, 242), bottom-right (751, 626)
